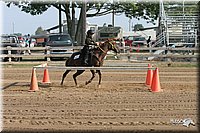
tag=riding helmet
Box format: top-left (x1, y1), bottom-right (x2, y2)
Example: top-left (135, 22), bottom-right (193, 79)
top-left (87, 30), bottom-right (95, 35)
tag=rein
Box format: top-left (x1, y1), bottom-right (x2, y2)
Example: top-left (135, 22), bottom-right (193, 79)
top-left (97, 41), bottom-right (115, 54)
top-left (97, 45), bottom-right (107, 54)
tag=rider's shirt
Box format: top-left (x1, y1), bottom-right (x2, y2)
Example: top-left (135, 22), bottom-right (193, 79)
top-left (85, 35), bottom-right (97, 49)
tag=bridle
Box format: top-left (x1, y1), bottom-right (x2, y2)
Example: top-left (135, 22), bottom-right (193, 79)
top-left (97, 41), bottom-right (116, 54)
top-left (109, 41), bottom-right (116, 50)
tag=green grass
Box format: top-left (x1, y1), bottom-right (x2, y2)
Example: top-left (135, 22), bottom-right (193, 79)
top-left (170, 63), bottom-right (198, 67)
top-left (157, 62), bottom-right (198, 67)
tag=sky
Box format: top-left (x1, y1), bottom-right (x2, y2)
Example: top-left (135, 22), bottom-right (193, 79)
top-left (0, 1), bottom-right (156, 35)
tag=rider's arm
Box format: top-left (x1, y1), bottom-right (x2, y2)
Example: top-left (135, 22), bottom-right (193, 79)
top-left (85, 38), bottom-right (97, 46)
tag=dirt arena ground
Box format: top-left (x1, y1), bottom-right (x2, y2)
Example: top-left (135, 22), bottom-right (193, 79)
top-left (1, 60), bottom-right (199, 132)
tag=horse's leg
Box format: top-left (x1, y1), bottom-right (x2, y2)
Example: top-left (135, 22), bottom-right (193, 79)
top-left (85, 70), bottom-right (96, 85)
top-left (60, 70), bottom-right (71, 85)
top-left (96, 70), bottom-right (102, 88)
top-left (73, 70), bottom-right (85, 87)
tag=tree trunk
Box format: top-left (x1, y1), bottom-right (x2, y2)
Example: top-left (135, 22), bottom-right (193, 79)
top-left (65, 3), bottom-right (72, 37)
top-left (71, 2), bottom-right (76, 42)
top-left (81, 1), bottom-right (86, 46)
top-left (75, 6), bottom-right (83, 45)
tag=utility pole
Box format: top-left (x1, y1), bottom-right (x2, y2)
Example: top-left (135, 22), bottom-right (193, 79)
top-left (58, 4), bottom-right (62, 33)
top-left (12, 22), bottom-right (14, 34)
top-left (128, 18), bottom-right (131, 31)
top-left (112, 0), bottom-right (115, 27)
top-left (81, 0), bottom-right (86, 45)
top-left (112, 9), bottom-right (114, 27)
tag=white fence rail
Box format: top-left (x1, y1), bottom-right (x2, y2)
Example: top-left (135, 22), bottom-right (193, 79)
top-left (0, 46), bottom-right (198, 62)
top-left (33, 66), bottom-right (156, 71)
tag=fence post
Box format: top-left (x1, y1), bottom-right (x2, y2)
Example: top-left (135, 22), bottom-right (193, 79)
top-left (149, 42), bottom-right (152, 53)
top-left (127, 47), bottom-right (130, 62)
top-left (7, 46), bottom-right (12, 62)
top-left (46, 46), bottom-right (51, 61)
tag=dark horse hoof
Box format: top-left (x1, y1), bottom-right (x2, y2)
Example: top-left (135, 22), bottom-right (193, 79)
top-left (85, 81), bottom-right (89, 85)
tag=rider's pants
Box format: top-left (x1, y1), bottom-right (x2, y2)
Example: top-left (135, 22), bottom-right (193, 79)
top-left (82, 45), bottom-right (90, 65)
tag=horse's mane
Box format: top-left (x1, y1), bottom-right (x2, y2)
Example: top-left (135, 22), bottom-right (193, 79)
top-left (99, 38), bottom-right (116, 46)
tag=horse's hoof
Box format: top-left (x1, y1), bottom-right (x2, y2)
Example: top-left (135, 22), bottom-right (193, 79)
top-left (76, 85), bottom-right (80, 88)
top-left (85, 81), bottom-right (90, 85)
top-left (97, 85), bottom-right (101, 88)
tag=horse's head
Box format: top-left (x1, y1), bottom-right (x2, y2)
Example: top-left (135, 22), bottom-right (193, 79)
top-left (104, 39), bottom-right (120, 54)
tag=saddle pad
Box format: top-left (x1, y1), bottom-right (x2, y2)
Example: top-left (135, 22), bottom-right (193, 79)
top-left (74, 54), bottom-right (80, 60)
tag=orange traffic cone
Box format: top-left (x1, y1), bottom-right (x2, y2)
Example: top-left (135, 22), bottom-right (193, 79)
top-left (145, 64), bottom-right (153, 87)
top-left (29, 68), bottom-right (39, 92)
top-left (151, 68), bottom-right (162, 92)
top-left (42, 68), bottom-right (51, 83)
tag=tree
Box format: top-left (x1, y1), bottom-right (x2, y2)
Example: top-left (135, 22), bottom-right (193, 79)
top-left (133, 24), bottom-right (144, 31)
top-left (35, 26), bottom-right (47, 35)
top-left (5, 1), bottom-right (159, 44)
top-left (13, 33), bottom-right (22, 36)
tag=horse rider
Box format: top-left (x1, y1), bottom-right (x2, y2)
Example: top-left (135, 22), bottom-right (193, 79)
top-left (82, 29), bottom-right (98, 65)
top-left (147, 36), bottom-right (151, 47)
top-left (25, 34), bottom-right (31, 55)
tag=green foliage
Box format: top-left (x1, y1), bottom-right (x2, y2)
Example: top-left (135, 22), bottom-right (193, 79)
top-left (6, 2), bottom-right (51, 15)
top-left (35, 26), bottom-right (47, 35)
top-left (123, 2), bottom-right (159, 24)
top-left (133, 24), bottom-right (144, 31)
top-left (21, 4), bottom-right (51, 15)
top-left (13, 33), bottom-right (22, 36)
top-left (5, 1), bottom-right (159, 22)
top-left (5, 1), bottom-right (159, 42)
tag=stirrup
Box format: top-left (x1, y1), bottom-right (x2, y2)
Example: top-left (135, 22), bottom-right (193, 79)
top-left (84, 61), bottom-right (88, 65)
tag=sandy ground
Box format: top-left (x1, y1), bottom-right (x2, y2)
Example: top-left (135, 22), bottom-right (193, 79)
top-left (1, 61), bottom-right (199, 132)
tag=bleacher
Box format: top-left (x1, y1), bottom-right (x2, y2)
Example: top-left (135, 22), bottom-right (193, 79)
top-left (156, 1), bottom-right (199, 48)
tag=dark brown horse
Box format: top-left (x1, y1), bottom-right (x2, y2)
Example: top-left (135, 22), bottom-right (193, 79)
top-left (60, 39), bottom-right (120, 87)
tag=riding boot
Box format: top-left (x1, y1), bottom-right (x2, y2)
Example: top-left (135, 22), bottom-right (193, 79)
top-left (82, 45), bottom-right (90, 65)
top-left (84, 53), bottom-right (89, 65)
top-left (84, 58), bottom-right (88, 65)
